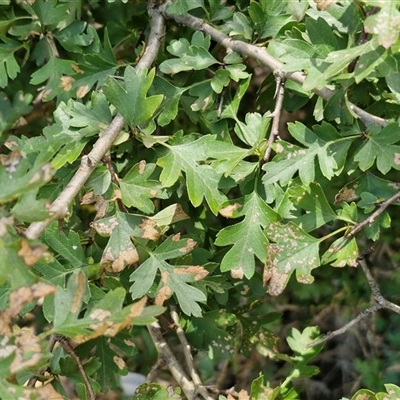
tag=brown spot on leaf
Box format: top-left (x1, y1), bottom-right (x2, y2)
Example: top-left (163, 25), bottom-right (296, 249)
top-left (179, 238), bottom-right (196, 254)
top-left (172, 233), bottom-right (181, 241)
top-left (139, 218), bottom-right (159, 240)
top-left (219, 203), bottom-right (242, 218)
top-left (59, 76), bottom-right (75, 91)
top-left (74, 297), bottom-right (147, 343)
top-left (10, 327), bottom-right (42, 373)
top-left (267, 266), bottom-right (289, 297)
top-left (70, 272), bottom-right (86, 314)
top-left (138, 160), bottom-right (146, 174)
top-left (76, 85), bottom-right (90, 98)
top-left (18, 240), bottom-right (48, 266)
top-left (0, 150), bottom-right (22, 174)
top-left (313, 0), bottom-right (338, 11)
top-left (113, 355), bottom-right (126, 370)
top-left (71, 64), bottom-right (84, 74)
top-left (173, 265), bottom-right (209, 281)
top-left (9, 282), bottom-right (56, 318)
top-left (334, 186), bottom-right (357, 204)
top-left (0, 216), bottom-right (14, 237)
top-left (102, 247), bottom-right (139, 273)
top-left (155, 286), bottom-right (172, 306)
top-left (89, 309), bottom-right (112, 321)
top-left (230, 267), bottom-right (244, 279)
top-left (394, 153), bottom-right (400, 165)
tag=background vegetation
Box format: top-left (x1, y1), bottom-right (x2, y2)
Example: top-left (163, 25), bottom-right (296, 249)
top-left (1, 0), bottom-right (400, 399)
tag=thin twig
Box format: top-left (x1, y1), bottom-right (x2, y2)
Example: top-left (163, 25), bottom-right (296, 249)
top-left (161, 2), bottom-right (387, 128)
top-left (345, 190), bottom-right (400, 238)
top-left (24, 4), bottom-right (166, 240)
top-left (307, 252), bottom-right (400, 348)
top-left (170, 306), bottom-right (213, 400)
top-left (54, 335), bottom-right (96, 400)
top-left (263, 71), bottom-right (285, 163)
top-left (147, 322), bottom-right (199, 400)
top-left (27, 335), bottom-right (58, 387)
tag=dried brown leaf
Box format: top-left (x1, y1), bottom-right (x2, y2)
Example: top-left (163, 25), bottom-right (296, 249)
top-left (313, 0), bottom-right (338, 11)
top-left (71, 272), bottom-right (86, 314)
top-left (10, 327), bottom-right (42, 373)
top-left (334, 186), bottom-right (358, 204)
top-left (230, 267), bottom-right (244, 279)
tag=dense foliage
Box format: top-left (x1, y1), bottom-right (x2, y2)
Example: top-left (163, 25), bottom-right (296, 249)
top-left (1, 0), bottom-right (400, 399)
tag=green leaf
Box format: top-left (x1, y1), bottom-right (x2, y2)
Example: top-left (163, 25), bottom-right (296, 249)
top-left (288, 183), bottom-right (337, 232)
top-left (92, 211), bottom-right (144, 273)
top-left (266, 221), bottom-right (322, 286)
top-left (159, 31), bottom-right (219, 75)
top-left (0, 91), bottom-right (32, 135)
top-left (119, 162), bottom-right (165, 214)
top-left (151, 76), bottom-right (188, 126)
top-left (222, 12), bottom-right (253, 41)
top-left (53, 20), bottom-right (93, 53)
top-left (103, 66), bottom-right (163, 127)
top-left (0, 35), bottom-right (22, 88)
top-left (286, 326), bottom-right (323, 363)
top-left (130, 235), bottom-right (206, 317)
top-left (235, 112), bottom-right (271, 147)
top-left (30, 58), bottom-right (78, 101)
top-left (334, 172), bottom-right (400, 205)
top-left (43, 226), bottom-right (87, 267)
top-left (215, 192), bottom-right (277, 279)
top-left (186, 310), bottom-right (237, 359)
top-left (0, 159), bottom-right (54, 204)
top-left (157, 135), bottom-right (227, 214)
top-left (263, 122), bottom-right (353, 186)
top-left (321, 237), bottom-right (358, 268)
top-left (364, 2), bottom-right (400, 49)
top-left (354, 123), bottom-right (400, 174)
top-left (167, 0), bottom-right (204, 14)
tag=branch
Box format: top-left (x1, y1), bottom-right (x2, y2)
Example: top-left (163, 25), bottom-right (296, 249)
top-left (24, 4), bottom-right (166, 240)
top-left (55, 335), bottom-right (96, 400)
top-left (263, 71), bottom-right (285, 163)
top-left (307, 252), bottom-right (400, 348)
top-left (147, 322), bottom-right (199, 400)
top-left (170, 307), bottom-right (213, 400)
top-left (345, 190), bottom-right (400, 239)
top-left (161, 3), bottom-right (387, 128)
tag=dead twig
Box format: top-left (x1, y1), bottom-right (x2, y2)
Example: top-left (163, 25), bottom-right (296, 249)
top-left (263, 71), bottom-right (285, 163)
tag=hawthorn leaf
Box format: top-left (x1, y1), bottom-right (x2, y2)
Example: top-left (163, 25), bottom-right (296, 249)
top-left (322, 237), bottom-right (358, 268)
top-left (263, 122), bottom-right (352, 186)
top-left (215, 192), bottom-right (277, 279)
top-left (288, 183), bottom-right (337, 232)
top-left (266, 222), bottom-right (322, 293)
top-left (130, 235), bottom-right (206, 317)
top-left (0, 158), bottom-right (54, 204)
top-left (119, 162), bottom-right (165, 214)
top-left (186, 310), bottom-right (237, 359)
top-left (364, 2), bottom-right (400, 49)
top-left (354, 123), bottom-right (400, 174)
top-left (30, 58), bottom-right (78, 101)
top-left (157, 135), bottom-right (227, 214)
top-left (92, 212), bottom-right (146, 273)
top-left (151, 76), bottom-right (188, 126)
top-left (167, 0), bottom-right (204, 14)
top-left (0, 36), bottom-right (21, 88)
top-left (0, 91), bottom-right (32, 135)
top-left (335, 172), bottom-right (400, 205)
top-left (103, 66), bottom-right (163, 127)
top-left (43, 226), bottom-right (86, 268)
